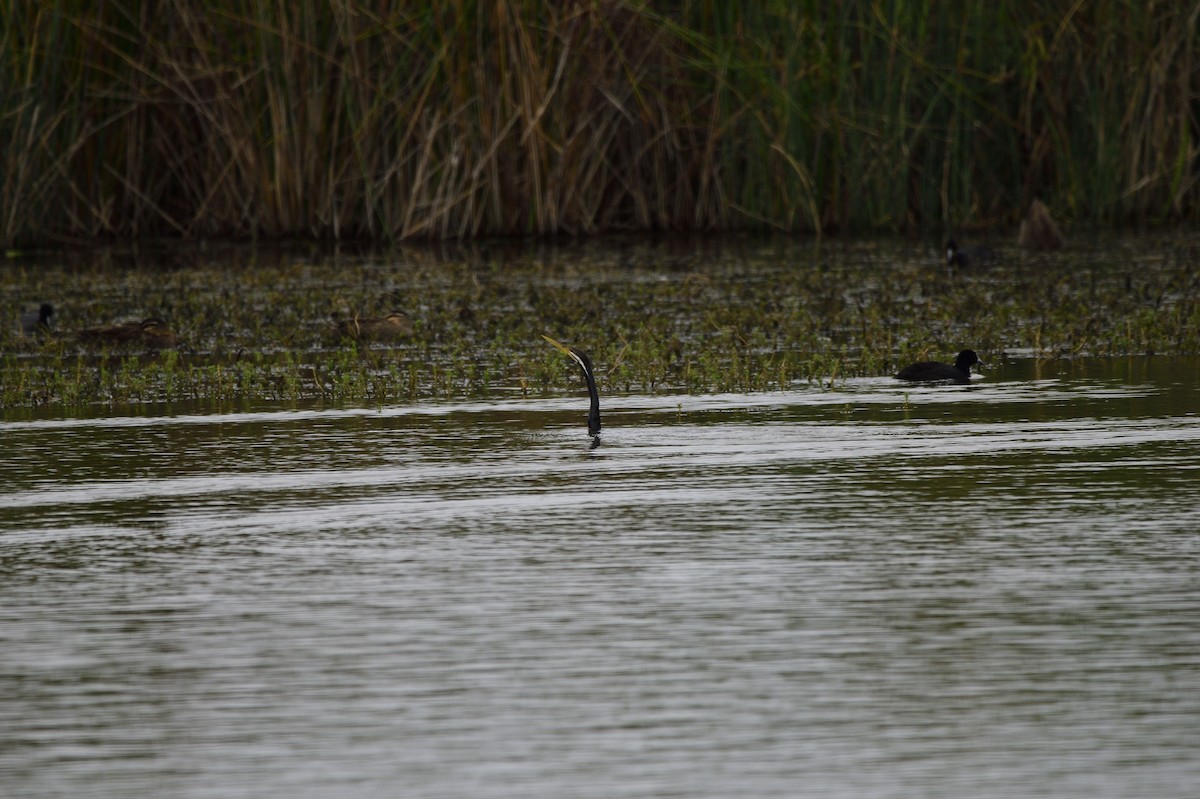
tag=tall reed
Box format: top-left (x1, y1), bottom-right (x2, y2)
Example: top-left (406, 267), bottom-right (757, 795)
top-left (2, 1), bottom-right (1197, 246)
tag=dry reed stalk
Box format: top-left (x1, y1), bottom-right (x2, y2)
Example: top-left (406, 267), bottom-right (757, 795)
top-left (2, 1), bottom-right (1198, 246)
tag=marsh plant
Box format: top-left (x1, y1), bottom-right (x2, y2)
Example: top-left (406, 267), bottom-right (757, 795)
top-left (2, 2), bottom-right (1197, 248)
top-left (3, 235), bottom-right (1199, 409)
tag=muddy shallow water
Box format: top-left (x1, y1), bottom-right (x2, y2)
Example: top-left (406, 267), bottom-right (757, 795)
top-left (2, 353), bottom-right (1198, 798)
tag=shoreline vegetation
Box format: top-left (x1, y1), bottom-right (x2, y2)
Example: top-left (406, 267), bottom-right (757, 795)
top-left (3, 2), bottom-right (1198, 247)
top-left (4, 235), bottom-right (1199, 410)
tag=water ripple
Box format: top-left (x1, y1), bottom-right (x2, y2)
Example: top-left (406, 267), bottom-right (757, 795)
top-left (2, 366), bottom-right (1199, 799)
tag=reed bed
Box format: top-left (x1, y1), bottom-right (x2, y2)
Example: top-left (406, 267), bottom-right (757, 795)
top-left (2, 1), bottom-right (1197, 247)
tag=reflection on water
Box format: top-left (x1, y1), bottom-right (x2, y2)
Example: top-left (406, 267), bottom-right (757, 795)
top-left (2, 357), bottom-right (1199, 798)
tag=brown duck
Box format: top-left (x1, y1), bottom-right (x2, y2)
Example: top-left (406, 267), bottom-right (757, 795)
top-left (334, 312), bottom-right (412, 341)
top-left (1017, 199), bottom-right (1065, 251)
top-left (79, 318), bottom-right (177, 349)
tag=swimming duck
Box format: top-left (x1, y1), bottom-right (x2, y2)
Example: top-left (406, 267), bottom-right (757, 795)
top-left (896, 349), bottom-right (983, 383)
top-left (334, 312), bottom-right (412, 341)
top-left (19, 303), bottom-right (54, 336)
top-left (79, 318), bottom-right (177, 349)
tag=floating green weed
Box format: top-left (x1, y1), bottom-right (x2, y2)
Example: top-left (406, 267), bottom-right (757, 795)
top-left (2, 236), bottom-right (1199, 409)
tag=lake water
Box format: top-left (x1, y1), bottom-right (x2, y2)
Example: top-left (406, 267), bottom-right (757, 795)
top-left (2, 356), bottom-right (1198, 798)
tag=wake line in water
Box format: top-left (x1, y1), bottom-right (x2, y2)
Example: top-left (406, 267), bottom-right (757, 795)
top-left (6, 416), bottom-right (1198, 514)
top-left (0, 379), bottom-right (1158, 433)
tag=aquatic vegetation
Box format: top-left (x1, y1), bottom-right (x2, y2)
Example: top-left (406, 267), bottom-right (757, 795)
top-left (2, 235), bottom-right (1199, 410)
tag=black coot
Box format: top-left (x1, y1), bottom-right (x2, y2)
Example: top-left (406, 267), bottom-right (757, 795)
top-left (20, 303), bottom-right (54, 336)
top-left (896, 349), bottom-right (982, 383)
top-left (945, 240), bottom-right (994, 267)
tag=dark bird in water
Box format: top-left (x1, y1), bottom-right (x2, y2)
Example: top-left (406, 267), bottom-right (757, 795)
top-left (543, 334), bottom-right (601, 438)
top-left (334, 311), bottom-right (412, 341)
top-left (896, 349), bottom-right (983, 384)
top-left (79, 318), bottom-right (177, 349)
top-left (20, 303), bottom-right (54, 336)
top-left (945, 240), bottom-right (994, 268)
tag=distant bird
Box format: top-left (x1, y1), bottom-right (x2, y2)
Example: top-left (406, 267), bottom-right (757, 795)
top-left (79, 318), bottom-right (177, 349)
top-left (19, 303), bottom-right (54, 336)
top-left (543, 334), bottom-right (601, 439)
top-left (333, 312), bottom-right (412, 341)
top-left (896, 349), bottom-right (983, 384)
top-left (945, 240), bottom-right (994, 268)
top-left (1017, 199), bottom-right (1064, 250)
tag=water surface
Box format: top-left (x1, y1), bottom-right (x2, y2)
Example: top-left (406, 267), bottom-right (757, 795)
top-left (2, 357), bottom-right (1198, 798)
